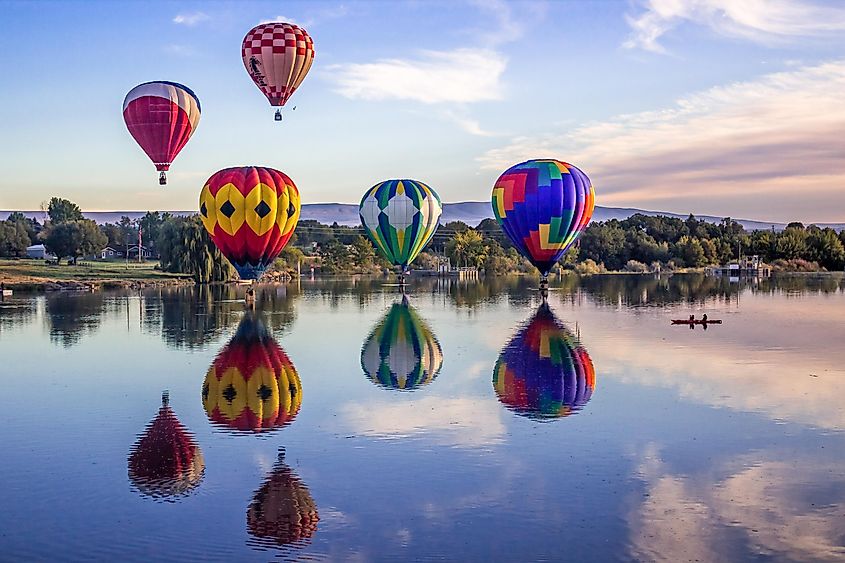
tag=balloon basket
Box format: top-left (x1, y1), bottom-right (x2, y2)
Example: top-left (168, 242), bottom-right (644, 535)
top-left (159, 172), bottom-right (167, 185)
top-left (274, 109), bottom-right (282, 121)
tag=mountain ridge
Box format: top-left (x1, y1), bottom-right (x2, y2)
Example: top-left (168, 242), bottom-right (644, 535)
top-left (2, 203), bottom-right (842, 232)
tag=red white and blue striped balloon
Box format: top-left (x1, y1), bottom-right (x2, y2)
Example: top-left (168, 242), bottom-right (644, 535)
top-left (123, 81), bottom-right (201, 184)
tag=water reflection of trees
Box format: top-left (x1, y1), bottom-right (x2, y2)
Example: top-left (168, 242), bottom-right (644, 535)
top-left (143, 283), bottom-right (301, 349)
top-left (0, 298), bottom-right (36, 336)
top-left (45, 292), bottom-right (108, 347)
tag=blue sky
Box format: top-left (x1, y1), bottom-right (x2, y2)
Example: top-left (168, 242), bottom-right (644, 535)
top-left (0, 0), bottom-right (844, 222)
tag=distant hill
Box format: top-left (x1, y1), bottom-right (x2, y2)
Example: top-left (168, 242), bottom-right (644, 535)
top-left (2, 203), bottom-right (843, 232)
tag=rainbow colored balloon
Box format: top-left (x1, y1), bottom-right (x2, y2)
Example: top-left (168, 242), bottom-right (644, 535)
top-left (493, 303), bottom-right (595, 420)
top-left (492, 159), bottom-right (595, 277)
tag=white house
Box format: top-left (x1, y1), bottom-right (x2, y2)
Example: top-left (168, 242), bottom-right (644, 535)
top-left (26, 244), bottom-right (55, 260)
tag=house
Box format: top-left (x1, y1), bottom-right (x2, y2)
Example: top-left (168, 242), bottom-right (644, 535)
top-left (26, 244), bottom-right (55, 260)
top-left (99, 246), bottom-right (122, 259)
top-left (127, 244), bottom-right (154, 260)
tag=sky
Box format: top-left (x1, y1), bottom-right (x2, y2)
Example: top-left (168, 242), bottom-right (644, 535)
top-left (0, 0), bottom-right (844, 222)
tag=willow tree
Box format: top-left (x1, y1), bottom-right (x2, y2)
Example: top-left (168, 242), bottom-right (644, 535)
top-left (157, 216), bottom-right (233, 283)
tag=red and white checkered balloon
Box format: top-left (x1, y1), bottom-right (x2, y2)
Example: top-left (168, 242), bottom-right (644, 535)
top-left (242, 22), bottom-right (315, 108)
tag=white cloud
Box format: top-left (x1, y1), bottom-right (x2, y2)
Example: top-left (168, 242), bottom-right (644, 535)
top-left (328, 48), bottom-right (506, 104)
top-left (340, 396), bottom-right (506, 448)
top-left (172, 11), bottom-right (209, 26)
top-left (478, 59), bottom-right (845, 222)
top-left (625, 0), bottom-right (845, 53)
top-left (162, 44), bottom-right (197, 57)
top-left (440, 110), bottom-right (498, 137)
top-left (630, 448), bottom-right (845, 561)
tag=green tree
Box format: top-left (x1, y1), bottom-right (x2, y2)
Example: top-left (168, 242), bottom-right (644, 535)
top-left (6, 212), bottom-right (39, 242)
top-left (674, 235), bottom-right (706, 267)
top-left (775, 228), bottom-right (808, 259)
top-left (47, 197), bottom-right (83, 224)
top-left (579, 221), bottom-right (626, 270)
top-left (139, 211), bottom-right (171, 251)
top-left (44, 219), bottom-right (107, 264)
top-left (806, 228), bottom-right (845, 270)
top-left (350, 235), bottom-right (376, 269)
top-left (0, 221), bottom-right (31, 257)
top-left (700, 238), bottom-right (719, 264)
top-left (319, 239), bottom-right (353, 273)
top-left (157, 216), bottom-right (232, 283)
top-left (446, 229), bottom-right (487, 268)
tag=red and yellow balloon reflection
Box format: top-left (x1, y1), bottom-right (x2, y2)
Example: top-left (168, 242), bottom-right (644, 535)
top-left (202, 312), bottom-right (301, 433)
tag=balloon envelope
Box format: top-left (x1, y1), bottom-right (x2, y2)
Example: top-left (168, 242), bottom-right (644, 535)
top-left (492, 159), bottom-right (595, 276)
top-left (493, 303), bottom-right (595, 420)
top-left (242, 22), bottom-right (315, 107)
top-left (202, 312), bottom-right (301, 433)
top-left (128, 393), bottom-right (204, 499)
top-left (123, 81), bottom-right (200, 175)
top-left (361, 298), bottom-right (442, 390)
top-left (359, 179), bottom-right (442, 271)
top-left (247, 450), bottom-right (318, 547)
top-left (199, 166), bottom-right (300, 280)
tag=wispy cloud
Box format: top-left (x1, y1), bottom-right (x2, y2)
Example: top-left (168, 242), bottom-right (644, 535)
top-left (162, 44), bottom-right (197, 57)
top-left (479, 59), bottom-right (845, 222)
top-left (172, 11), bottom-right (209, 26)
top-left (259, 4), bottom-right (349, 28)
top-left (324, 2), bottom-right (537, 136)
top-left (329, 48), bottom-right (506, 104)
top-left (625, 0), bottom-right (845, 53)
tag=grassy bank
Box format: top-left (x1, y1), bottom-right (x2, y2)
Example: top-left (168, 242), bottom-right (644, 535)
top-left (0, 259), bottom-right (192, 291)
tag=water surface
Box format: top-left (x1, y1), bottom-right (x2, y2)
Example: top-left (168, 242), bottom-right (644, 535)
top-left (1, 274), bottom-right (844, 561)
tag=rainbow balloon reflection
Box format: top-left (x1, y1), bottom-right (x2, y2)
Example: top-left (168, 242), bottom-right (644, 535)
top-left (494, 304), bottom-right (595, 420)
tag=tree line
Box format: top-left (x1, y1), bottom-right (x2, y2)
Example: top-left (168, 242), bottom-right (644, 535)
top-left (3, 198), bottom-right (844, 280)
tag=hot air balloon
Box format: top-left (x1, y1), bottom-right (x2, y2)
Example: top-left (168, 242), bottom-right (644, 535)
top-left (361, 297), bottom-right (443, 391)
top-left (493, 304), bottom-right (595, 420)
top-left (123, 81), bottom-right (201, 185)
top-left (202, 311), bottom-right (301, 433)
top-left (359, 179), bottom-right (442, 284)
top-left (128, 392), bottom-right (205, 499)
top-left (199, 166), bottom-right (300, 281)
top-left (242, 22), bottom-right (315, 121)
top-left (492, 159), bottom-right (595, 288)
top-left (247, 448), bottom-right (318, 547)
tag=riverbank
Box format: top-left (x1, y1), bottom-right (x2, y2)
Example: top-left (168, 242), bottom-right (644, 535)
top-left (0, 259), bottom-right (193, 291)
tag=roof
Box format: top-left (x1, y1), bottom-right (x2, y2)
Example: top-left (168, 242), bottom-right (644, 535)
top-left (26, 244), bottom-right (46, 251)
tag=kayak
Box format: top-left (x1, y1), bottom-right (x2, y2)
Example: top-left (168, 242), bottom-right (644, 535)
top-left (671, 319), bottom-right (722, 325)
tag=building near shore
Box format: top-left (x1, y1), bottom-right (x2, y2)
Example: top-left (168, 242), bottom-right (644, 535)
top-left (25, 244), bottom-right (55, 260)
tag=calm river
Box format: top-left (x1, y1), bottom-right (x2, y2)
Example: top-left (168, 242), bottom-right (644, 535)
top-left (1, 274), bottom-right (844, 561)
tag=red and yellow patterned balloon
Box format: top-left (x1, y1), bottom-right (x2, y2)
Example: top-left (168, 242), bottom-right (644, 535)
top-left (199, 166), bottom-right (300, 280)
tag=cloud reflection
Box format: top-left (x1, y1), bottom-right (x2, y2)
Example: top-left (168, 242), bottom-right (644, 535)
top-left (630, 445), bottom-right (845, 561)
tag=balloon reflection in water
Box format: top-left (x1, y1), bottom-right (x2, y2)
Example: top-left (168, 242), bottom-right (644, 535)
top-left (247, 449), bottom-right (318, 547)
top-left (128, 392), bottom-right (204, 499)
top-left (361, 298), bottom-right (443, 391)
top-left (202, 312), bottom-right (301, 433)
top-left (494, 304), bottom-right (596, 420)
